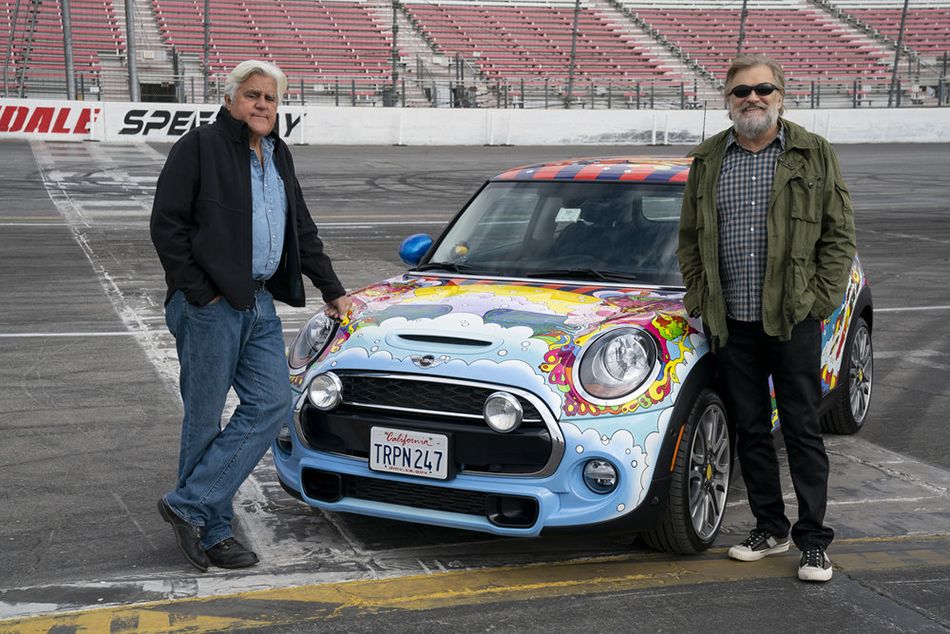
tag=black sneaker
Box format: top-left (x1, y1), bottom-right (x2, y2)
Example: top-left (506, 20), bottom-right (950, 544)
top-left (798, 544), bottom-right (833, 581)
top-left (727, 528), bottom-right (790, 562)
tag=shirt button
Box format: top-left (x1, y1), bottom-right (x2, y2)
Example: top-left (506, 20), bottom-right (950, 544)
top-left (750, 201), bottom-right (755, 205)
top-left (752, 176), bottom-right (757, 181)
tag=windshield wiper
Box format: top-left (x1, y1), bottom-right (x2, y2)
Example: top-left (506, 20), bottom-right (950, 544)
top-left (414, 261), bottom-right (482, 274)
top-left (522, 268), bottom-right (639, 283)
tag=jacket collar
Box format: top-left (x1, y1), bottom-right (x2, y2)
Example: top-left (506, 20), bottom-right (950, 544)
top-left (214, 105), bottom-right (282, 146)
top-left (690, 117), bottom-right (816, 160)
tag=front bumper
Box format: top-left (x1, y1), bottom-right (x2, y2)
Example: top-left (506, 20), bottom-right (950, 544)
top-left (273, 406), bottom-right (675, 537)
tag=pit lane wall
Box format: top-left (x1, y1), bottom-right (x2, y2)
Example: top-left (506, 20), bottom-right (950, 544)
top-left (2, 98), bottom-right (948, 144)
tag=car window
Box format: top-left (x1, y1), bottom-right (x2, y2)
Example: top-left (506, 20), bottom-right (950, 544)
top-left (428, 181), bottom-right (684, 286)
top-left (476, 188), bottom-right (539, 247)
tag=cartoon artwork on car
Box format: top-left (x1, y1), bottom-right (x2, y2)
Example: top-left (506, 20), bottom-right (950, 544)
top-left (274, 157), bottom-right (873, 553)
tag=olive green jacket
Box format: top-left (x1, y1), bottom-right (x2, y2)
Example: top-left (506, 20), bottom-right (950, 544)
top-left (677, 119), bottom-right (856, 347)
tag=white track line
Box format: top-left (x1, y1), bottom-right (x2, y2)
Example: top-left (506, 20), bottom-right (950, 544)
top-left (876, 305), bottom-right (950, 313)
top-left (27, 140), bottom-right (365, 581)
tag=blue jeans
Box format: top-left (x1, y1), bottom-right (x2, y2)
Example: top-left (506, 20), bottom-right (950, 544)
top-left (162, 289), bottom-right (290, 549)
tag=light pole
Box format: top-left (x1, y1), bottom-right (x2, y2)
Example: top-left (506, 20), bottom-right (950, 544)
top-left (391, 0), bottom-right (399, 106)
top-left (203, 0), bottom-right (210, 102)
top-left (565, 0), bottom-right (580, 109)
top-left (736, 0), bottom-right (749, 56)
top-left (62, 0), bottom-right (76, 99)
top-left (887, 0), bottom-right (911, 107)
top-left (124, 0), bottom-right (140, 101)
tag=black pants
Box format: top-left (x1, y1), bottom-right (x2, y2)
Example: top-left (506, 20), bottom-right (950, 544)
top-left (717, 318), bottom-right (834, 549)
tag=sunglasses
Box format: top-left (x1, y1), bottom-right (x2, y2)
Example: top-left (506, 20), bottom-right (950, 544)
top-left (728, 83), bottom-right (781, 98)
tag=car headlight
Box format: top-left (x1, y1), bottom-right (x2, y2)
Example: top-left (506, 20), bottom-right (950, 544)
top-left (308, 372), bottom-right (342, 410)
top-left (577, 328), bottom-right (657, 400)
top-left (288, 312), bottom-right (338, 369)
top-left (483, 392), bottom-right (523, 433)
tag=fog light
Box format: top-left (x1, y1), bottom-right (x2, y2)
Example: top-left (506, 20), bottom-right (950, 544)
top-left (276, 424), bottom-right (293, 454)
top-left (483, 392), bottom-right (523, 433)
top-left (308, 372), bottom-right (342, 410)
top-left (583, 459), bottom-right (619, 494)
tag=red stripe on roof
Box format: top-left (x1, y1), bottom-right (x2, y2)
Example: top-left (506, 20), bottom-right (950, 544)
top-left (492, 158), bottom-right (693, 182)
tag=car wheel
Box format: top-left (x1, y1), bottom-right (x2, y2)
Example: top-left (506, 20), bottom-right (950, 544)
top-left (822, 316), bottom-right (872, 434)
top-left (641, 388), bottom-right (731, 554)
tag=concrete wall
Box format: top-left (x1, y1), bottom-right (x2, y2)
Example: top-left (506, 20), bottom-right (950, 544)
top-left (2, 98), bottom-right (948, 144)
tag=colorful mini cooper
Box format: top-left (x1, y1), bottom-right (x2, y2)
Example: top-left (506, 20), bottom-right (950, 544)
top-left (274, 157), bottom-right (873, 554)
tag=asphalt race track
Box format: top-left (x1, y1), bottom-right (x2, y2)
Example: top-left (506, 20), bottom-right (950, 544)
top-left (1, 140), bottom-right (949, 632)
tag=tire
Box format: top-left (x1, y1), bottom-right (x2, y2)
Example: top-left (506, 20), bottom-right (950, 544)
top-left (822, 316), bottom-right (872, 435)
top-left (641, 388), bottom-right (731, 554)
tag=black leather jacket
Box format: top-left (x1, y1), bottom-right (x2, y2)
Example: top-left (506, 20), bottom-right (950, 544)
top-left (150, 106), bottom-right (345, 309)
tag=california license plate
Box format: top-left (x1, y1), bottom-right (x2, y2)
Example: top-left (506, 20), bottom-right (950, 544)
top-left (369, 427), bottom-right (450, 480)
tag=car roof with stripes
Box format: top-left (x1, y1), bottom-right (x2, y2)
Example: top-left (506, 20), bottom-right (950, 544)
top-left (491, 157), bottom-right (692, 183)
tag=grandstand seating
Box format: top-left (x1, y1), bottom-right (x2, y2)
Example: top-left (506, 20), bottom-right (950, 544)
top-left (151, 0), bottom-right (393, 82)
top-left (620, 3), bottom-right (893, 82)
top-left (402, 1), bottom-right (676, 84)
top-left (828, 1), bottom-right (950, 58)
top-left (1, 0), bottom-right (943, 104)
top-left (1, 0), bottom-right (125, 96)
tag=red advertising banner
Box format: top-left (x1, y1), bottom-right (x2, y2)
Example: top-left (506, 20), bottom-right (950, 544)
top-left (0, 100), bottom-right (102, 138)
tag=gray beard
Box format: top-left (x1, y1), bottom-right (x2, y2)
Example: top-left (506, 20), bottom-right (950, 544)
top-left (732, 105), bottom-right (778, 139)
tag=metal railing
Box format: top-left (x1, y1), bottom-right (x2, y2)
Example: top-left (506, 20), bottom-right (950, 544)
top-left (5, 69), bottom-right (949, 109)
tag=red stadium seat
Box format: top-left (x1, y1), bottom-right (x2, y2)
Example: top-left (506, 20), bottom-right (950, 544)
top-left (402, 1), bottom-right (675, 83)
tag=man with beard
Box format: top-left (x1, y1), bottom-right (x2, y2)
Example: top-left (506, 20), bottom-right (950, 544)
top-left (677, 54), bottom-right (856, 582)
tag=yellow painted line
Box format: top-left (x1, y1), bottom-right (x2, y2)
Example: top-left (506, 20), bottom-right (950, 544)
top-left (3, 535), bottom-right (949, 634)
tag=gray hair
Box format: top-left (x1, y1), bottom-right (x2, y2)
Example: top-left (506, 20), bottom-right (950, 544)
top-left (724, 53), bottom-right (786, 115)
top-left (223, 60), bottom-right (288, 103)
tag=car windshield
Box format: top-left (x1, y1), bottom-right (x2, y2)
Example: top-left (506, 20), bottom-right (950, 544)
top-left (425, 180), bottom-right (684, 286)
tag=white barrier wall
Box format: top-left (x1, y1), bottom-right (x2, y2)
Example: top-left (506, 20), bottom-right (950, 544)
top-left (2, 98), bottom-right (949, 145)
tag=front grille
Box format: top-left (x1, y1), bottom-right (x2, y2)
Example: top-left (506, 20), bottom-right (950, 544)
top-left (297, 373), bottom-right (558, 476)
top-left (300, 470), bottom-right (539, 528)
top-left (344, 473), bottom-right (489, 516)
top-left (341, 374), bottom-right (544, 424)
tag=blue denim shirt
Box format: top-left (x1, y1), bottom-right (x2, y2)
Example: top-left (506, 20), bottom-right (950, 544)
top-left (250, 136), bottom-right (287, 281)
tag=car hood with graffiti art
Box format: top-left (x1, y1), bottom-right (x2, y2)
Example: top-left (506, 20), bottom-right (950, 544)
top-left (302, 273), bottom-right (708, 423)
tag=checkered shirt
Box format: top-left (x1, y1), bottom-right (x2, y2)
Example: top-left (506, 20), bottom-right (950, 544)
top-left (716, 125), bottom-right (786, 321)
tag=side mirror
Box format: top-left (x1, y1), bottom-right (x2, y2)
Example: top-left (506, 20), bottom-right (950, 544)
top-left (399, 233), bottom-right (433, 266)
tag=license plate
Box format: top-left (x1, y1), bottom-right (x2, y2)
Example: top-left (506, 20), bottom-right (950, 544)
top-left (369, 427), bottom-right (450, 480)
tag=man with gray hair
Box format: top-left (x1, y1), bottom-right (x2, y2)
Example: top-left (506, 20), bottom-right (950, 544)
top-left (677, 54), bottom-right (856, 582)
top-left (151, 60), bottom-right (351, 571)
